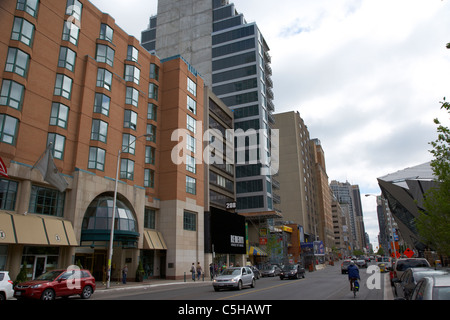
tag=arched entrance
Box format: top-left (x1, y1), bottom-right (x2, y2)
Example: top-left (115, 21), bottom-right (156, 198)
top-left (76, 193), bottom-right (139, 281)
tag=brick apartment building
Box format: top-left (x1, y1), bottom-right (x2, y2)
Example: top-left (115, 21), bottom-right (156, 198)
top-left (0, 0), bottom-right (209, 281)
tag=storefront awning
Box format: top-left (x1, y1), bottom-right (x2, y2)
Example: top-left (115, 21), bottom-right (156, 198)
top-left (0, 211), bottom-right (78, 246)
top-left (248, 246), bottom-right (267, 256)
top-left (143, 229), bottom-right (167, 250)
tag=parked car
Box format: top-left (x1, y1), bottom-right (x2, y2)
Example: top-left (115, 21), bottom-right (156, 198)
top-left (393, 267), bottom-right (449, 300)
top-left (356, 259), bottom-right (367, 268)
top-left (280, 264), bottom-right (305, 280)
top-left (410, 274), bottom-right (450, 300)
top-left (341, 260), bottom-right (351, 274)
top-left (0, 271), bottom-right (14, 300)
top-left (14, 269), bottom-right (96, 300)
top-left (391, 258), bottom-right (431, 285)
top-left (213, 267), bottom-right (255, 291)
top-left (250, 266), bottom-right (260, 279)
top-left (260, 265), bottom-right (281, 277)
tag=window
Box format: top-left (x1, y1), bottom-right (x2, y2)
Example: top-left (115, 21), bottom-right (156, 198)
top-left (124, 65), bottom-right (140, 84)
top-left (127, 46), bottom-right (138, 62)
top-left (0, 80), bottom-right (25, 110)
top-left (123, 110), bottom-right (137, 130)
top-left (186, 176), bottom-right (196, 195)
top-left (49, 102), bottom-right (69, 128)
top-left (5, 48), bottom-right (29, 77)
top-left (120, 159), bottom-right (134, 180)
top-left (47, 133), bottom-right (65, 159)
top-left (146, 124), bottom-right (156, 142)
top-left (53, 74), bottom-right (73, 99)
top-left (149, 83), bottom-right (158, 101)
top-left (125, 87), bottom-right (139, 107)
top-left (183, 211), bottom-right (196, 231)
top-left (150, 64), bottom-right (159, 81)
top-left (147, 103), bottom-right (157, 121)
top-left (144, 169), bottom-right (155, 188)
top-left (0, 115), bottom-right (19, 145)
top-left (187, 96), bottom-right (196, 114)
top-left (96, 44), bottom-right (114, 66)
top-left (0, 179), bottom-right (18, 211)
top-left (122, 133), bottom-right (136, 154)
top-left (90, 119), bottom-right (108, 143)
top-left (93, 93), bottom-right (110, 116)
top-left (11, 17), bottom-right (35, 47)
top-left (187, 77), bottom-right (196, 96)
top-left (16, 0), bottom-right (39, 18)
top-left (88, 147), bottom-right (105, 171)
top-left (187, 114), bottom-right (196, 133)
top-left (62, 20), bottom-right (79, 45)
top-left (66, 0), bottom-right (82, 21)
top-left (145, 146), bottom-right (155, 164)
top-left (144, 208), bottom-right (155, 229)
top-left (99, 24), bottom-right (113, 42)
top-left (29, 185), bottom-right (65, 217)
top-left (96, 68), bottom-right (112, 91)
top-left (186, 155), bottom-right (196, 174)
top-left (58, 47), bottom-right (76, 72)
top-left (186, 134), bottom-right (196, 153)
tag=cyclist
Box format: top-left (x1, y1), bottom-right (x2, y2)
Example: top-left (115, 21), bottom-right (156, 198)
top-left (347, 260), bottom-right (360, 291)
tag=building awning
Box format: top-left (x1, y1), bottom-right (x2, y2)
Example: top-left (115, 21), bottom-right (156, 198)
top-left (248, 245), bottom-right (267, 256)
top-left (143, 229), bottom-right (167, 250)
top-left (0, 211), bottom-right (78, 246)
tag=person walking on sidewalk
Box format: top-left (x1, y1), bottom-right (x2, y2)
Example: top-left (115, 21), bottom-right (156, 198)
top-left (122, 265), bottom-right (128, 284)
top-left (196, 262), bottom-right (202, 280)
top-left (190, 263), bottom-right (196, 281)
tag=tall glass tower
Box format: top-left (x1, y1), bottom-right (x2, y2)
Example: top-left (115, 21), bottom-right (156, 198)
top-left (142, 0), bottom-right (279, 214)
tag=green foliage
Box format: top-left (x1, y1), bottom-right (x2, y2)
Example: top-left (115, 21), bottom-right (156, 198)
top-left (416, 99), bottom-right (450, 256)
top-left (14, 263), bottom-right (28, 286)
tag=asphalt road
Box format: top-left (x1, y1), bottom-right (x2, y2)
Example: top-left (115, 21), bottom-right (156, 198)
top-left (92, 262), bottom-right (390, 301)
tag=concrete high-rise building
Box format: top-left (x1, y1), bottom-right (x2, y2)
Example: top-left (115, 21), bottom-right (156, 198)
top-left (311, 139), bottom-right (333, 254)
top-left (273, 111), bottom-right (318, 241)
top-left (141, 0), bottom-right (278, 216)
top-left (330, 180), bottom-right (366, 252)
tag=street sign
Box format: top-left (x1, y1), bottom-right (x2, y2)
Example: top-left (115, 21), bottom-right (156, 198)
top-left (0, 157), bottom-right (8, 177)
top-left (404, 248), bottom-right (414, 258)
top-left (391, 251), bottom-right (400, 258)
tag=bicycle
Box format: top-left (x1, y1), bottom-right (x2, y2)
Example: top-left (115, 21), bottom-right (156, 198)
top-left (350, 278), bottom-right (360, 298)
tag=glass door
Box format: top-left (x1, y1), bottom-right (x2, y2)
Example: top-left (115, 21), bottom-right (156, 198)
top-left (33, 256), bottom-right (46, 279)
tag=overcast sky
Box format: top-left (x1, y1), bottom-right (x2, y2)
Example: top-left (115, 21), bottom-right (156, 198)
top-left (90, 0), bottom-right (450, 251)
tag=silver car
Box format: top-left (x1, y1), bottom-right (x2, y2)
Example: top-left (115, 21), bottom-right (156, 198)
top-left (213, 267), bottom-right (256, 291)
top-left (0, 271), bottom-right (14, 300)
top-left (410, 274), bottom-right (450, 300)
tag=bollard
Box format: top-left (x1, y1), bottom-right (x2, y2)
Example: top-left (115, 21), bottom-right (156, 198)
top-left (184, 272), bottom-right (186, 282)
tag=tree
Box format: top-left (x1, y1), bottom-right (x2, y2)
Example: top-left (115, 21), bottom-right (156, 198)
top-left (416, 99), bottom-right (450, 256)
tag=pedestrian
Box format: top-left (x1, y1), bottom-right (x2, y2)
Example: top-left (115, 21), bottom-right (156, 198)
top-left (197, 262), bottom-right (202, 280)
top-left (190, 263), bottom-right (196, 281)
top-left (209, 263), bottom-right (214, 280)
top-left (122, 265), bottom-right (128, 284)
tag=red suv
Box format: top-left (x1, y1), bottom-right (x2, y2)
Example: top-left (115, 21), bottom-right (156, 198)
top-left (14, 269), bottom-right (96, 300)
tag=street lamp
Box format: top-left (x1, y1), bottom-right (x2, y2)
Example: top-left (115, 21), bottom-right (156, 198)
top-left (106, 133), bottom-right (151, 289)
top-left (365, 194), bottom-right (397, 265)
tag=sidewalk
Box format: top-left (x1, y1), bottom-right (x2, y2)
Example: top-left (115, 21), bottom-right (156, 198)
top-left (94, 277), bottom-right (213, 293)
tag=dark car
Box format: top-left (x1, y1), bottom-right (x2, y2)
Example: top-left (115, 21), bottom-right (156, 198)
top-left (341, 260), bottom-right (351, 274)
top-left (14, 269), bottom-right (96, 300)
top-left (280, 264), bottom-right (305, 280)
top-left (393, 267), bottom-right (449, 300)
top-left (260, 265), bottom-right (281, 277)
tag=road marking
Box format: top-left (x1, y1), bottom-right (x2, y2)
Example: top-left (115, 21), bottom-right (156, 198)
top-left (216, 280), bottom-right (300, 300)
